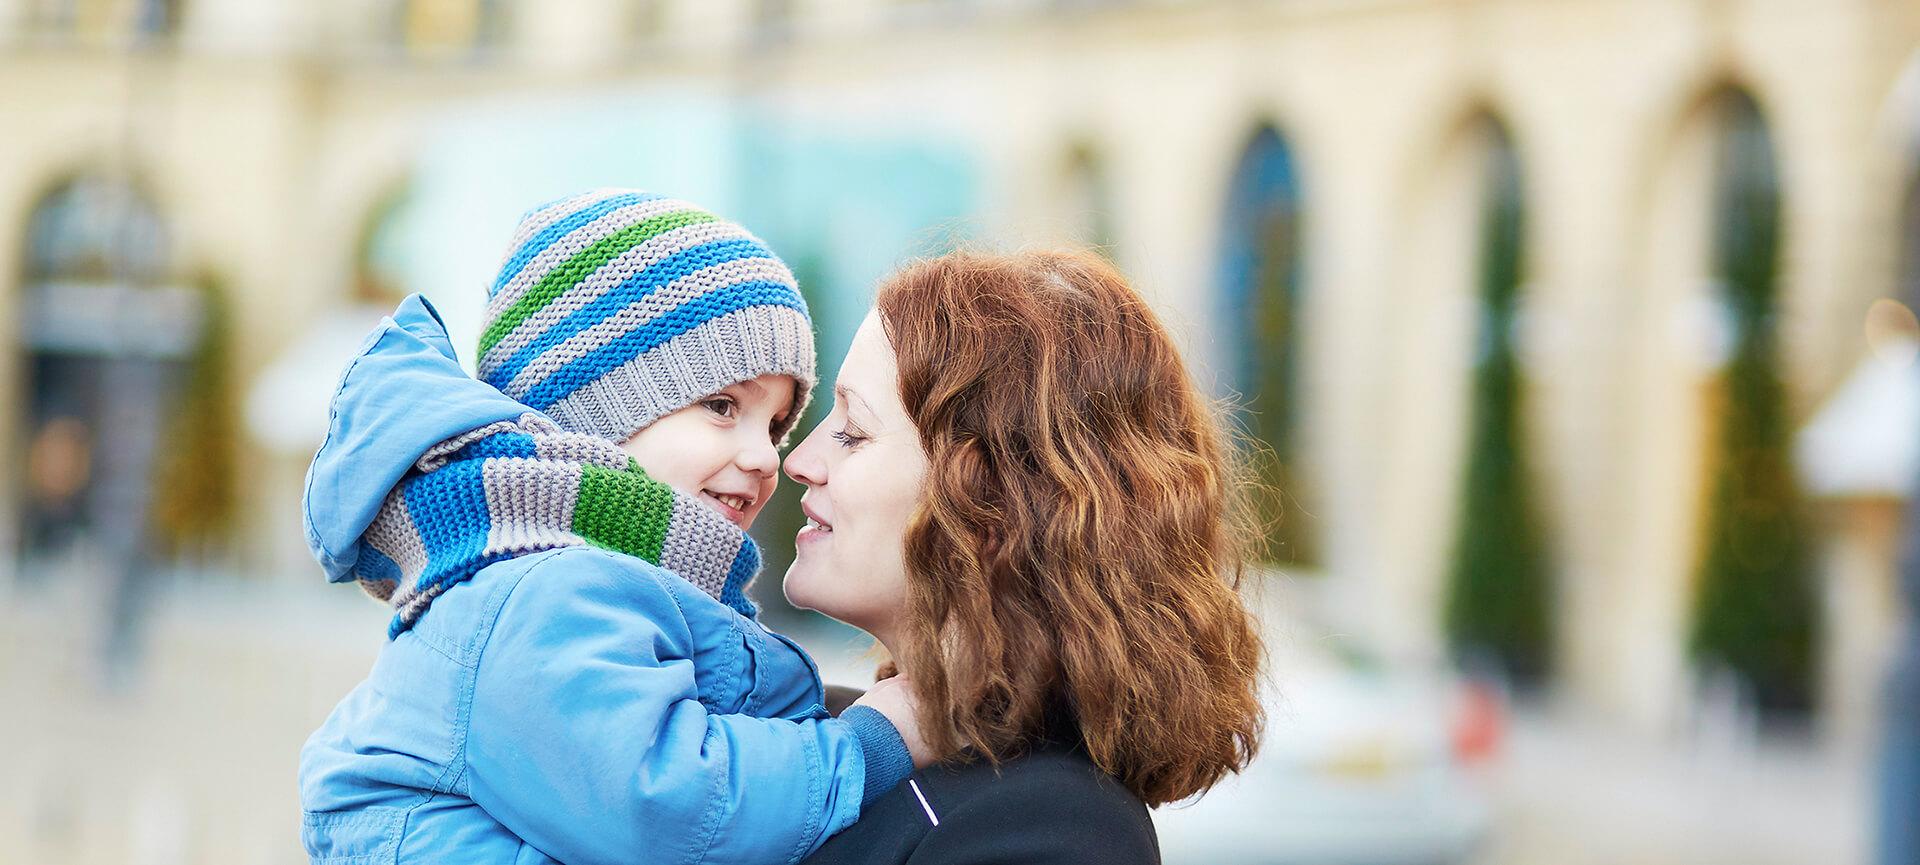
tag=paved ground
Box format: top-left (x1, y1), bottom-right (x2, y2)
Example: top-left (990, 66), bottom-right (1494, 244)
top-left (0, 580), bottom-right (1881, 865)
top-left (1479, 710), bottom-right (1869, 865)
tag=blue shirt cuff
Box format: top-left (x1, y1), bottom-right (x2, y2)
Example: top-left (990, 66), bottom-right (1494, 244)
top-left (841, 705), bottom-right (913, 805)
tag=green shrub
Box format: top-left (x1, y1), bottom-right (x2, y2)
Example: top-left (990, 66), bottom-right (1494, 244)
top-left (1444, 130), bottom-right (1555, 690)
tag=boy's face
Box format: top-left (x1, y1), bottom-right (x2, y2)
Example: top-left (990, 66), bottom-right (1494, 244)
top-left (617, 373), bottom-right (798, 530)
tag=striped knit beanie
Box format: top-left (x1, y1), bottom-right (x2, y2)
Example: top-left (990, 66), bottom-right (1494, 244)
top-left (475, 189), bottom-right (815, 444)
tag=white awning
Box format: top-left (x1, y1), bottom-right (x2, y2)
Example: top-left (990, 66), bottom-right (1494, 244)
top-left (1796, 340), bottom-right (1920, 498)
top-left (243, 305), bottom-right (392, 457)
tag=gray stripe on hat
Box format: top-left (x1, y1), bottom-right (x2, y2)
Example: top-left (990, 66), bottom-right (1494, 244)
top-left (484, 196), bottom-right (700, 327)
top-left (481, 456), bottom-right (587, 557)
top-left (544, 304), bottom-right (816, 443)
top-left (483, 190), bottom-right (625, 302)
top-left (504, 190), bottom-right (617, 255)
top-left (501, 256), bottom-right (795, 400)
top-left (490, 191), bottom-right (612, 270)
top-left (481, 218), bottom-right (753, 377)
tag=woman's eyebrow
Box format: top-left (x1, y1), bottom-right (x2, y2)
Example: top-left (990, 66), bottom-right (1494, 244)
top-left (835, 384), bottom-right (878, 424)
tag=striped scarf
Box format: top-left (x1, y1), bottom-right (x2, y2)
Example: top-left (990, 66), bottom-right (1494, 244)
top-left (354, 412), bottom-right (760, 638)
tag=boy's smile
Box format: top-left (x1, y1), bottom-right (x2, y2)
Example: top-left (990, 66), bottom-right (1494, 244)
top-left (701, 490), bottom-right (757, 525)
top-left (616, 373), bottom-right (798, 530)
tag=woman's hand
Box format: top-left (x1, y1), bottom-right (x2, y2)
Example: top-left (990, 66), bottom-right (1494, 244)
top-left (850, 675), bottom-right (939, 768)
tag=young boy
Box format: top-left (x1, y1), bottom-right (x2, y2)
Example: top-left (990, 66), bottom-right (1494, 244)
top-left (299, 191), bottom-right (919, 865)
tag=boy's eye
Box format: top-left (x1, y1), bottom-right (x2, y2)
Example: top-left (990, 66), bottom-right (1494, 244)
top-left (702, 397), bottom-right (736, 418)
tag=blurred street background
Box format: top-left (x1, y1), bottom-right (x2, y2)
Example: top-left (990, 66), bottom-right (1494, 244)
top-left (2, 0), bottom-right (1918, 862)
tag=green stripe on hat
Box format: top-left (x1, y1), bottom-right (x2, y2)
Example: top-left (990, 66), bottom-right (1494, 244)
top-left (479, 208), bottom-right (719, 357)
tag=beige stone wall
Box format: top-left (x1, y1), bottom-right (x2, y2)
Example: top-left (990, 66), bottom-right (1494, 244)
top-left (778, 0), bottom-right (1919, 734)
top-left (0, 0), bottom-right (1914, 754)
top-left (0, 1), bottom-right (1916, 860)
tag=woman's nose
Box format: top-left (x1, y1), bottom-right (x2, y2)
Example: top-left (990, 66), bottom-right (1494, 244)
top-left (783, 421), bottom-right (828, 487)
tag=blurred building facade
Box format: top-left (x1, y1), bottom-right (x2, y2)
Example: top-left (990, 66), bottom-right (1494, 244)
top-left (3, 0), bottom-right (1919, 861)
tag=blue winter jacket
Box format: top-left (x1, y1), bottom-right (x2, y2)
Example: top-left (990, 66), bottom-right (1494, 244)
top-left (298, 295), bottom-right (910, 865)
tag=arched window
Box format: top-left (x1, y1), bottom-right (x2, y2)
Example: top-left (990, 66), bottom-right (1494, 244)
top-left (1686, 88), bottom-right (1818, 719)
top-left (25, 176), bottom-right (167, 284)
top-left (16, 175), bottom-right (204, 580)
top-left (1441, 117), bottom-right (1554, 689)
top-left (1217, 125), bottom-right (1315, 565)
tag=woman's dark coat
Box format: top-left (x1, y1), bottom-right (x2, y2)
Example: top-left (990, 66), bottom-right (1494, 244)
top-left (802, 709), bottom-right (1160, 865)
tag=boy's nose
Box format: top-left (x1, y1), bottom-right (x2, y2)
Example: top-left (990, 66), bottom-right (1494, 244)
top-left (739, 438), bottom-right (781, 477)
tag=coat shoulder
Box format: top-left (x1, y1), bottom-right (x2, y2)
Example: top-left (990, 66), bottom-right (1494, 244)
top-left (803, 743), bottom-right (1160, 865)
top-left (919, 747), bottom-right (1154, 838)
top-left (408, 546), bottom-right (689, 669)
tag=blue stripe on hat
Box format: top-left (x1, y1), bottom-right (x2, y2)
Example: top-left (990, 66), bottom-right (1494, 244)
top-left (490, 191), bottom-right (664, 298)
top-left (518, 282), bottom-right (808, 411)
top-left (488, 237), bottom-right (778, 391)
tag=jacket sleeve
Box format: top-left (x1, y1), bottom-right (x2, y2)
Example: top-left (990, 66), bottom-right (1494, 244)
top-left (464, 549), bottom-right (911, 865)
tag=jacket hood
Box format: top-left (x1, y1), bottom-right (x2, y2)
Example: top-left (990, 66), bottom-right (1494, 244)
top-left (303, 294), bottom-right (531, 584)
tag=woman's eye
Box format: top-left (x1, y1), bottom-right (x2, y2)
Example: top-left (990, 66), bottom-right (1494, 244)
top-left (702, 397), bottom-right (736, 418)
top-left (829, 429), bottom-right (866, 448)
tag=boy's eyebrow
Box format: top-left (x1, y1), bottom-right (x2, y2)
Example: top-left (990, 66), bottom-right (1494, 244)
top-left (732, 377), bottom-right (768, 399)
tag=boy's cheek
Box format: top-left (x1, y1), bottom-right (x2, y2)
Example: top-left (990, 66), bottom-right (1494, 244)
top-left (744, 497), bottom-right (771, 528)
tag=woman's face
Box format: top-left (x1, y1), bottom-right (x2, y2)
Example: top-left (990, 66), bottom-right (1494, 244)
top-left (782, 311), bottom-right (928, 650)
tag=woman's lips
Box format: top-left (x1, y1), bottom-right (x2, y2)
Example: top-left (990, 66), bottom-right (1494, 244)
top-left (798, 499), bottom-right (833, 543)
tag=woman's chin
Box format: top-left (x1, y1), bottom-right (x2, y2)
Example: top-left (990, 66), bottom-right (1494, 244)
top-left (782, 572), bottom-right (852, 625)
top-left (780, 564), bottom-right (821, 612)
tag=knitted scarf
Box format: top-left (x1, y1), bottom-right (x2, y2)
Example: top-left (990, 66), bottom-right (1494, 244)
top-left (354, 412), bottom-right (761, 638)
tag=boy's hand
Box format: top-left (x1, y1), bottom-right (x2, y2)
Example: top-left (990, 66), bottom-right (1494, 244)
top-left (850, 675), bottom-right (939, 768)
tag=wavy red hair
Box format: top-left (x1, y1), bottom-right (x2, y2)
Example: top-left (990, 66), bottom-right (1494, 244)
top-left (875, 248), bottom-right (1264, 806)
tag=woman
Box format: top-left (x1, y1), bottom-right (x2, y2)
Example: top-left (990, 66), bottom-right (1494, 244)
top-left (786, 249), bottom-right (1266, 863)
